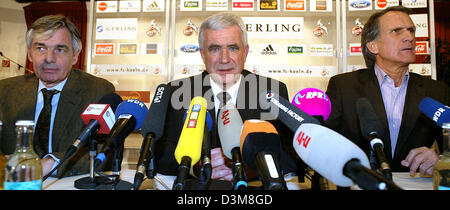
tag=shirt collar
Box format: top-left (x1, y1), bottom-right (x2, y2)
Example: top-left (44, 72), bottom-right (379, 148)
top-left (209, 75), bottom-right (242, 105)
top-left (374, 64), bottom-right (410, 87)
top-left (38, 77), bottom-right (68, 93)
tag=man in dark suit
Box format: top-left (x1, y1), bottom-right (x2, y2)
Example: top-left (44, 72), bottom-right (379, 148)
top-left (325, 6), bottom-right (449, 176)
top-left (155, 13), bottom-right (295, 183)
top-left (0, 15), bottom-right (115, 178)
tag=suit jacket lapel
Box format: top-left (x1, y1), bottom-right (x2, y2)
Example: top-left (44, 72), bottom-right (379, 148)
top-left (360, 68), bottom-right (393, 159)
top-left (236, 70), bottom-right (259, 121)
top-left (52, 70), bottom-right (83, 151)
top-left (395, 74), bottom-right (425, 157)
top-left (17, 75), bottom-right (39, 121)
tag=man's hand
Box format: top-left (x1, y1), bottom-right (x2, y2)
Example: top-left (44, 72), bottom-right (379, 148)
top-left (210, 147), bottom-right (233, 181)
top-left (41, 157), bottom-right (56, 177)
top-left (401, 146), bottom-right (439, 176)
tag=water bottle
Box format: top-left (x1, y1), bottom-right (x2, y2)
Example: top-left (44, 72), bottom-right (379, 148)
top-left (0, 121), bottom-right (7, 190)
top-left (432, 122), bottom-right (450, 190)
top-left (4, 120), bottom-right (42, 190)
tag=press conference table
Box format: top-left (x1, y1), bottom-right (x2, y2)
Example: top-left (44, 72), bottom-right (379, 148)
top-left (43, 169), bottom-right (434, 190)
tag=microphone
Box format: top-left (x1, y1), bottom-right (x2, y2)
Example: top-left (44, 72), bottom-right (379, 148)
top-left (94, 99), bottom-right (148, 169)
top-left (42, 92), bottom-right (122, 181)
top-left (198, 110), bottom-right (213, 189)
top-left (291, 88), bottom-right (332, 188)
top-left (67, 93), bottom-right (122, 159)
top-left (291, 88), bottom-right (331, 123)
top-left (264, 91), bottom-right (320, 132)
top-left (179, 109), bottom-right (213, 188)
top-left (133, 84), bottom-right (171, 190)
top-left (218, 103), bottom-right (247, 190)
top-left (356, 98), bottom-right (393, 181)
top-left (292, 123), bottom-right (402, 190)
top-left (419, 97), bottom-right (450, 127)
top-left (239, 120), bottom-right (287, 190)
top-left (172, 97), bottom-right (207, 190)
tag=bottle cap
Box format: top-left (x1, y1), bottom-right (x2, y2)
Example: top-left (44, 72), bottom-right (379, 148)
top-left (443, 122), bottom-right (450, 129)
top-left (15, 120), bottom-right (34, 126)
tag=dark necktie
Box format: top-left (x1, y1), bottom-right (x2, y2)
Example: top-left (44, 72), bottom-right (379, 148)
top-left (214, 91), bottom-right (232, 148)
top-left (217, 91), bottom-right (231, 110)
top-left (34, 88), bottom-right (60, 157)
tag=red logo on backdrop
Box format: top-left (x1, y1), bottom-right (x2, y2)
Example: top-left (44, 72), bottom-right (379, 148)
top-left (221, 110), bottom-right (230, 125)
top-left (2, 60), bottom-right (10, 68)
top-left (296, 131), bottom-right (311, 148)
top-left (95, 44), bottom-right (114, 55)
top-left (233, 2), bottom-right (253, 8)
top-left (415, 42), bottom-right (428, 54)
top-left (377, 0), bottom-right (387, 8)
top-left (98, 2), bottom-right (107, 11)
top-left (350, 46), bottom-right (362, 53)
top-left (285, 0), bottom-right (305, 11)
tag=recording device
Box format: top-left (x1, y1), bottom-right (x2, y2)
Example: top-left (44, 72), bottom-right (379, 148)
top-left (133, 84), bottom-right (171, 190)
top-left (240, 120), bottom-right (287, 190)
top-left (94, 99), bottom-right (148, 169)
top-left (419, 97), bottom-right (450, 127)
top-left (42, 92), bottom-right (122, 181)
top-left (218, 103), bottom-right (247, 190)
top-left (264, 91), bottom-right (320, 132)
top-left (263, 90), bottom-right (320, 185)
top-left (172, 97), bottom-right (207, 190)
top-left (292, 123), bottom-right (401, 190)
top-left (356, 97), bottom-right (392, 181)
top-left (291, 88), bottom-right (332, 188)
top-left (291, 88), bottom-right (332, 123)
top-left (199, 110), bottom-right (213, 188)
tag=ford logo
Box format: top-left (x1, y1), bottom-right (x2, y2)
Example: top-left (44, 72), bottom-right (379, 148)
top-left (180, 44), bottom-right (199, 53)
top-left (350, 0), bottom-right (371, 8)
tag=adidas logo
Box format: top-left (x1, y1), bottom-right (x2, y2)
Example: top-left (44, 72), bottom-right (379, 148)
top-left (146, 1), bottom-right (161, 10)
top-left (261, 44), bottom-right (277, 55)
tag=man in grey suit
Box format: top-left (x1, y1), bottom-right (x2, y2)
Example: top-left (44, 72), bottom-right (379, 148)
top-left (155, 13), bottom-right (296, 186)
top-left (0, 15), bottom-right (115, 178)
top-left (325, 6), bottom-right (449, 176)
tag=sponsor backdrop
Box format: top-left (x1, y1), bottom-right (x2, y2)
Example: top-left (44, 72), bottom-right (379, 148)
top-left (89, 0), bottom-right (434, 102)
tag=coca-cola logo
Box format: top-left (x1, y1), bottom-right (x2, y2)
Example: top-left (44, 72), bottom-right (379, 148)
top-left (95, 44), bottom-right (114, 55)
top-left (415, 42), bottom-right (428, 54)
top-left (286, 1), bottom-right (304, 10)
top-left (415, 45), bottom-right (425, 52)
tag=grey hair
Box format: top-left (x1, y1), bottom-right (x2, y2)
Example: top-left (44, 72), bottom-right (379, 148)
top-left (26, 14), bottom-right (82, 54)
top-left (198, 13), bottom-right (248, 50)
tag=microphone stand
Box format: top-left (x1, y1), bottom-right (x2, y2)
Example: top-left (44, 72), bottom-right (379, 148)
top-left (74, 137), bottom-right (110, 189)
top-left (343, 159), bottom-right (402, 190)
top-left (369, 150), bottom-right (378, 172)
top-left (96, 145), bottom-right (133, 190)
top-left (145, 153), bottom-right (171, 190)
top-left (310, 115), bottom-right (327, 190)
top-left (198, 125), bottom-right (212, 190)
top-left (173, 157), bottom-right (191, 190)
top-left (0, 51), bottom-right (33, 74)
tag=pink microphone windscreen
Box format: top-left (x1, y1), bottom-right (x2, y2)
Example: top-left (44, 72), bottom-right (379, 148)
top-left (291, 88), bottom-right (331, 121)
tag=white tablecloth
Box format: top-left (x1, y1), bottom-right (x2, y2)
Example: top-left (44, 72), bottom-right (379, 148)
top-left (43, 170), bottom-right (433, 190)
